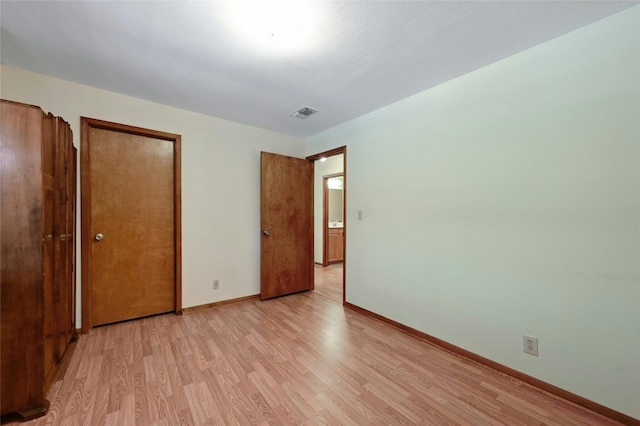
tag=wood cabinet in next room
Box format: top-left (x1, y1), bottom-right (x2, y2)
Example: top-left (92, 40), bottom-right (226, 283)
top-left (327, 227), bottom-right (344, 263)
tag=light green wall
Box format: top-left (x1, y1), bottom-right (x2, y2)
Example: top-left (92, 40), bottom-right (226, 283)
top-left (307, 7), bottom-right (640, 418)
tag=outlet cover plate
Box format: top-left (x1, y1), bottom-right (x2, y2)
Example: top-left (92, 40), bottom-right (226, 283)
top-left (523, 335), bottom-right (538, 356)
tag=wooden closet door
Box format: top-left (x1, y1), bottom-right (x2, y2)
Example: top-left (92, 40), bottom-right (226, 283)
top-left (83, 120), bottom-right (179, 327)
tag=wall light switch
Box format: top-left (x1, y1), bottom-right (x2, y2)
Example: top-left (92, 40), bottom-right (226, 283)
top-left (358, 210), bottom-right (363, 220)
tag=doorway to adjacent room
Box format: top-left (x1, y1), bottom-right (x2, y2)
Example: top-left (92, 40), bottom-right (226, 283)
top-left (309, 149), bottom-right (345, 303)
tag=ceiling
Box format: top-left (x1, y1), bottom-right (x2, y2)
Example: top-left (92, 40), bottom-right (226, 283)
top-left (1, 1), bottom-right (636, 138)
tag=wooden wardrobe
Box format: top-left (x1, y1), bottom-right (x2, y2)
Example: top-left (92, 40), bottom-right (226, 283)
top-left (1, 100), bottom-right (77, 420)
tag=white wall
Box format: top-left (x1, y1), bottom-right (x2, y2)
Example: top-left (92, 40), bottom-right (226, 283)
top-left (313, 155), bottom-right (343, 263)
top-left (306, 7), bottom-right (640, 419)
top-left (0, 64), bottom-right (306, 322)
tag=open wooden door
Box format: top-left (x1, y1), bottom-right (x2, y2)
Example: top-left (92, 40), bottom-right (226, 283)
top-left (260, 152), bottom-right (313, 300)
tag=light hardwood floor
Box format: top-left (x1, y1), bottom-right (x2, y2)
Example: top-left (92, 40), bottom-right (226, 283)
top-left (314, 263), bottom-right (343, 303)
top-left (9, 292), bottom-right (621, 425)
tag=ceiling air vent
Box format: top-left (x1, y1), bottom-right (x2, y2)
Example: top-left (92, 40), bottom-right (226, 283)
top-left (290, 107), bottom-right (318, 119)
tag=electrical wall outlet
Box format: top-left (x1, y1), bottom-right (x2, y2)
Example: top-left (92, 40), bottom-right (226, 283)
top-left (213, 279), bottom-right (220, 290)
top-left (523, 335), bottom-right (538, 356)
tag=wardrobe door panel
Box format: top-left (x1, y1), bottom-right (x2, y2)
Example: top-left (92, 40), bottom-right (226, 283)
top-left (1, 100), bottom-right (75, 419)
top-left (56, 118), bottom-right (73, 359)
top-left (43, 184), bottom-right (57, 382)
top-left (70, 146), bottom-right (78, 337)
top-left (0, 101), bottom-right (46, 416)
top-left (42, 113), bottom-right (58, 386)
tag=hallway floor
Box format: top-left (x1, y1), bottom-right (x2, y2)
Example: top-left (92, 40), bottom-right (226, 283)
top-left (314, 262), bottom-right (343, 303)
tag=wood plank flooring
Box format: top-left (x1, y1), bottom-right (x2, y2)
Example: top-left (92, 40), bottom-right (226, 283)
top-left (314, 263), bottom-right (343, 303)
top-left (10, 292), bottom-right (621, 425)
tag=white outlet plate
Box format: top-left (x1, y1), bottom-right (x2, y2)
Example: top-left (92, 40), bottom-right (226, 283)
top-left (523, 335), bottom-right (538, 356)
top-left (213, 279), bottom-right (220, 290)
